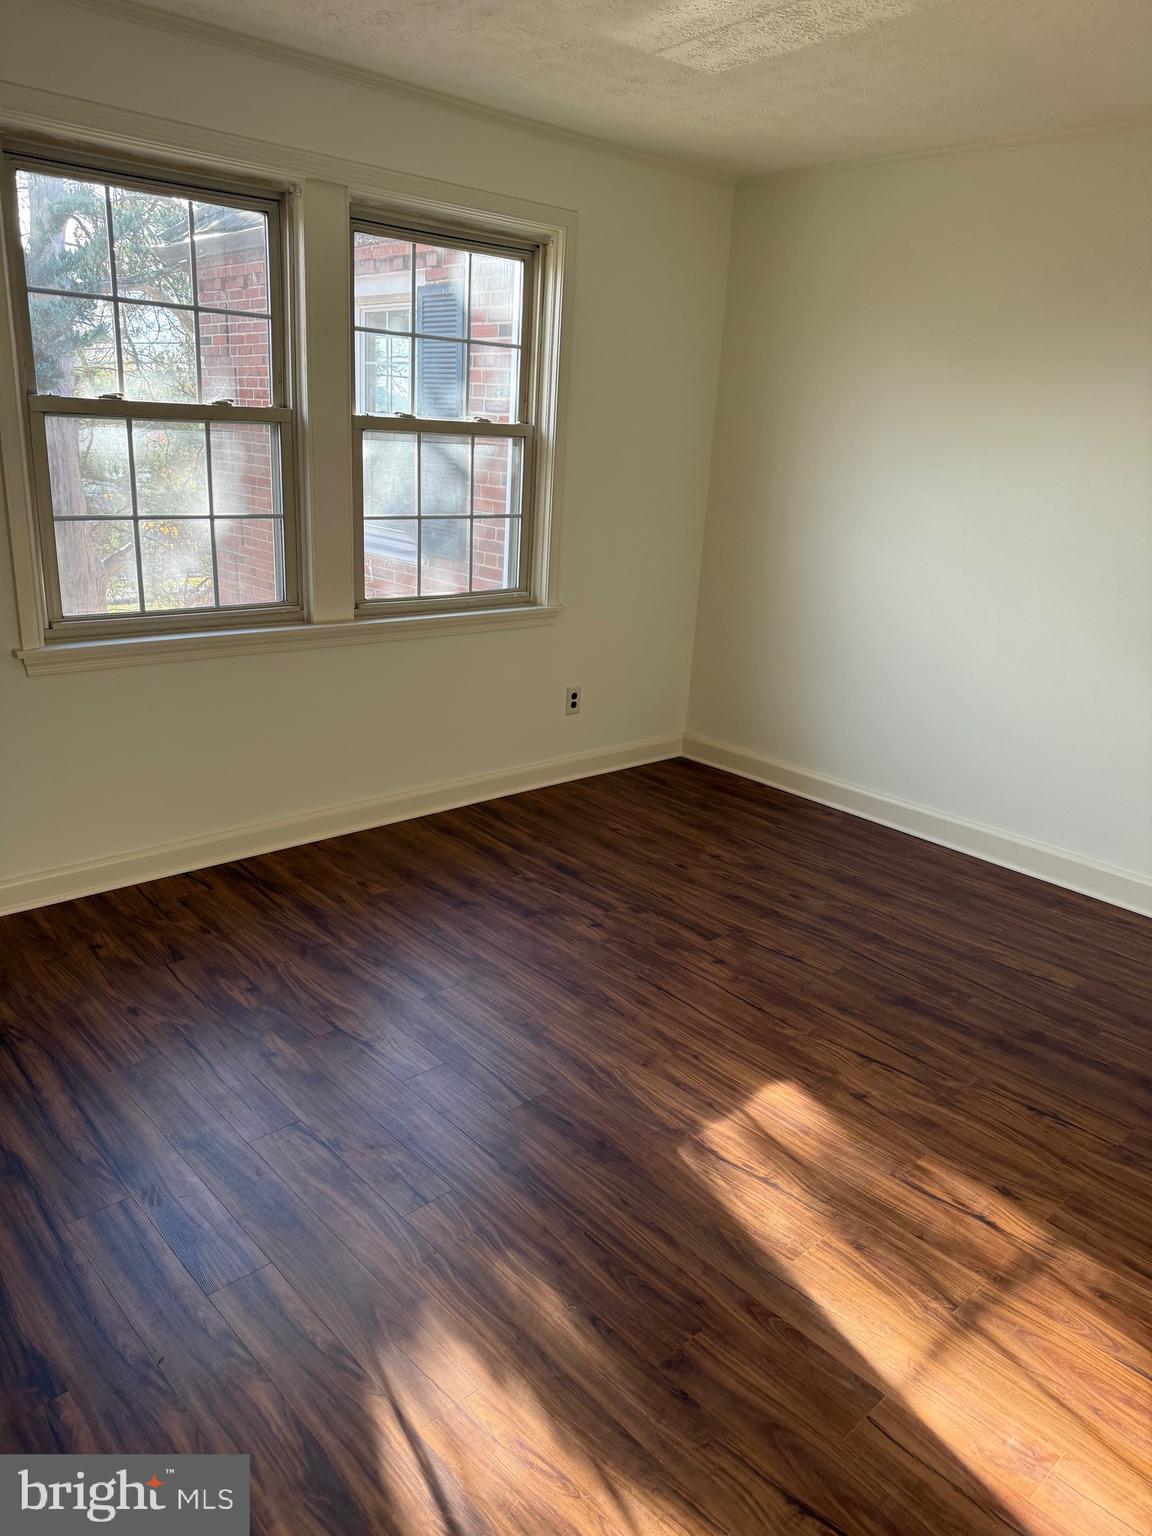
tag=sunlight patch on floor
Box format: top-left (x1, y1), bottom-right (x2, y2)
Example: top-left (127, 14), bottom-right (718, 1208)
top-left (689, 1078), bottom-right (1152, 1532)
top-left (368, 1270), bottom-right (680, 1535)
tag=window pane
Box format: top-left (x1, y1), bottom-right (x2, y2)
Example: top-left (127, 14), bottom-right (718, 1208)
top-left (357, 332), bottom-right (410, 415)
top-left (415, 246), bottom-right (466, 337)
top-left (17, 170), bottom-right (112, 295)
top-left (121, 303), bottom-right (197, 401)
top-left (198, 313), bottom-right (272, 405)
top-left (193, 202), bottom-right (269, 313)
top-left (56, 520), bottom-right (139, 616)
top-left (210, 423), bottom-right (279, 519)
top-left (420, 435), bottom-right (469, 517)
top-left (420, 519), bottom-right (469, 595)
top-left (353, 233), bottom-right (412, 329)
top-left (215, 518), bottom-right (283, 605)
top-left (28, 294), bottom-right (118, 396)
top-left (467, 345), bottom-right (519, 423)
top-left (472, 436), bottom-right (523, 519)
top-left (111, 187), bottom-right (192, 305)
top-left (45, 416), bottom-right (131, 518)
top-left (133, 421), bottom-right (209, 517)
top-left (364, 519), bottom-right (417, 599)
top-left (469, 253), bottom-right (523, 344)
top-left (416, 338), bottom-right (465, 418)
top-left (471, 517), bottom-right (521, 592)
top-left (363, 433), bottom-right (416, 517)
top-left (140, 518), bottom-right (215, 610)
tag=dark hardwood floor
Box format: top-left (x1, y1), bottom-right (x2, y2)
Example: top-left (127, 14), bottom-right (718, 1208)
top-left (1, 758), bottom-right (1149, 1534)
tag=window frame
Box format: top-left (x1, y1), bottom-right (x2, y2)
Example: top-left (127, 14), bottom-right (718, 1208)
top-left (1, 145), bottom-right (302, 640)
top-left (350, 211), bottom-right (541, 617)
top-left (0, 104), bottom-right (570, 673)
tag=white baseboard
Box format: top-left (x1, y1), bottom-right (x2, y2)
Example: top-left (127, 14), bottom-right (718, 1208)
top-left (9, 730), bottom-right (1149, 922)
top-left (683, 733), bottom-right (1152, 920)
top-left (0, 734), bottom-right (683, 916)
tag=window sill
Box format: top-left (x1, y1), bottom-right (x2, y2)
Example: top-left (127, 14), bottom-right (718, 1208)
top-left (16, 603), bottom-right (562, 675)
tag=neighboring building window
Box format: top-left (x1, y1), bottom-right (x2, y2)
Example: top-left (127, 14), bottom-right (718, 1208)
top-left (6, 154), bottom-right (297, 633)
top-left (355, 296), bottom-right (410, 417)
top-left (352, 219), bottom-right (532, 609)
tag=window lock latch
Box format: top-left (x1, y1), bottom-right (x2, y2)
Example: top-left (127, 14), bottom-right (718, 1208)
top-left (391, 411), bottom-right (416, 419)
top-left (211, 397), bottom-right (235, 406)
top-left (98, 391), bottom-right (124, 400)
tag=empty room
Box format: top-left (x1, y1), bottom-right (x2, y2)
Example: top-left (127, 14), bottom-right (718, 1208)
top-left (0, 0), bottom-right (1149, 1531)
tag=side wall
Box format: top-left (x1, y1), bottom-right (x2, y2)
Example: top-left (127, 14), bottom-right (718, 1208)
top-left (0, 1), bottom-right (732, 908)
top-left (689, 126), bottom-right (1152, 910)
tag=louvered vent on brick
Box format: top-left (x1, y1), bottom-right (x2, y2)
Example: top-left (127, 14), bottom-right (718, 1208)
top-left (416, 281), bottom-right (465, 417)
top-left (416, 281), bottom-right (469, 562)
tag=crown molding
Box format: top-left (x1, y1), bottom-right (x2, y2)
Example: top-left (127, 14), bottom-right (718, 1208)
top-left (50, 0), bottom-right (734, 186)
top-left (742, 104), bottom-right (1152, 187)
top-left (0, 77), bottom-right (583, 229)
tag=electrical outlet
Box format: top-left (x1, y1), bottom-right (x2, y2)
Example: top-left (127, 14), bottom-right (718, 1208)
top-left (565, 685), bottom-right (582, 716)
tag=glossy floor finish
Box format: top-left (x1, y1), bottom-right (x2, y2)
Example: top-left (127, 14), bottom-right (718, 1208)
top-left (0, 759), bottom-right (1149, 1535)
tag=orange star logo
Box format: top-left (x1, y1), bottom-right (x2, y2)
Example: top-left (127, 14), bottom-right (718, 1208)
top-left (146, 1476), bottom-right (164, 1489)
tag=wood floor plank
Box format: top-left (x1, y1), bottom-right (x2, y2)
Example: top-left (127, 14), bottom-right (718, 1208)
top-left (149, 1029), bottom-right (298, 1143)
top-left (1045, 1451), bottom-right (1152, 1534)
top-left (845, 1401), bottom-right (1044, 1531)
top-left (1, 1025), bottom-right (266, 1293)
top-left (1, 759), bottom-right (1148, 1534)
top-left (0, 1022), bottom-right (125, 1220)
top-left (123, 1055), bottom-right (468, 1419)
top-left (1023, 1472), bottom-right (1147, 1536)
top-left (213, 1262), bottom-right (488, 1536)
top-left (71, 1197), bottom-right (395, 1536)
top-left (0, 1147), bottom-right (200, 1454)
top-left (252, 1122), bottom-right (499, 1400)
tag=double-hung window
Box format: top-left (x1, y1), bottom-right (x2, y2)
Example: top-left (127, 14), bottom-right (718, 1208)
top-left (1, 137), bottom-right (565, 669)
top-left (5, 152), bottom-right (297, 635)
top-left (352, 217), bottom-right (536, 611)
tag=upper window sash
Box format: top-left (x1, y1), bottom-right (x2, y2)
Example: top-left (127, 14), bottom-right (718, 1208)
top-left (350, 216), bottom-right (535, 426)
top-left (7, 153), bottom-right (290, 412)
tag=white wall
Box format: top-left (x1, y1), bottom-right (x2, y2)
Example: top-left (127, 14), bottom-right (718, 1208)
top-left (690, 127), bottom-right (1152, 889)
top-left (5, 11), bottom-right (1149, 914)
top-left (0, 1), bottom-right (732, 901)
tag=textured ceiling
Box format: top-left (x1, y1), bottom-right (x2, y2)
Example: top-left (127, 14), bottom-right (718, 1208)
top-left (90, 0), bottom-right (1152, 174)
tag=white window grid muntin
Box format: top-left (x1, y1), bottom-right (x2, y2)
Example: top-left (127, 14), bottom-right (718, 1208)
top-left (4, 150), bottom-right (301, 636)
top-left (351, 214), bottom-right (537, 612)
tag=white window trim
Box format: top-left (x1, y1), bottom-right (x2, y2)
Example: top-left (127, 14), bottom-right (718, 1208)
top-left (0, 85), bottom-right (572, 675)
top-left (15, 602), bottom-right (562, 674)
